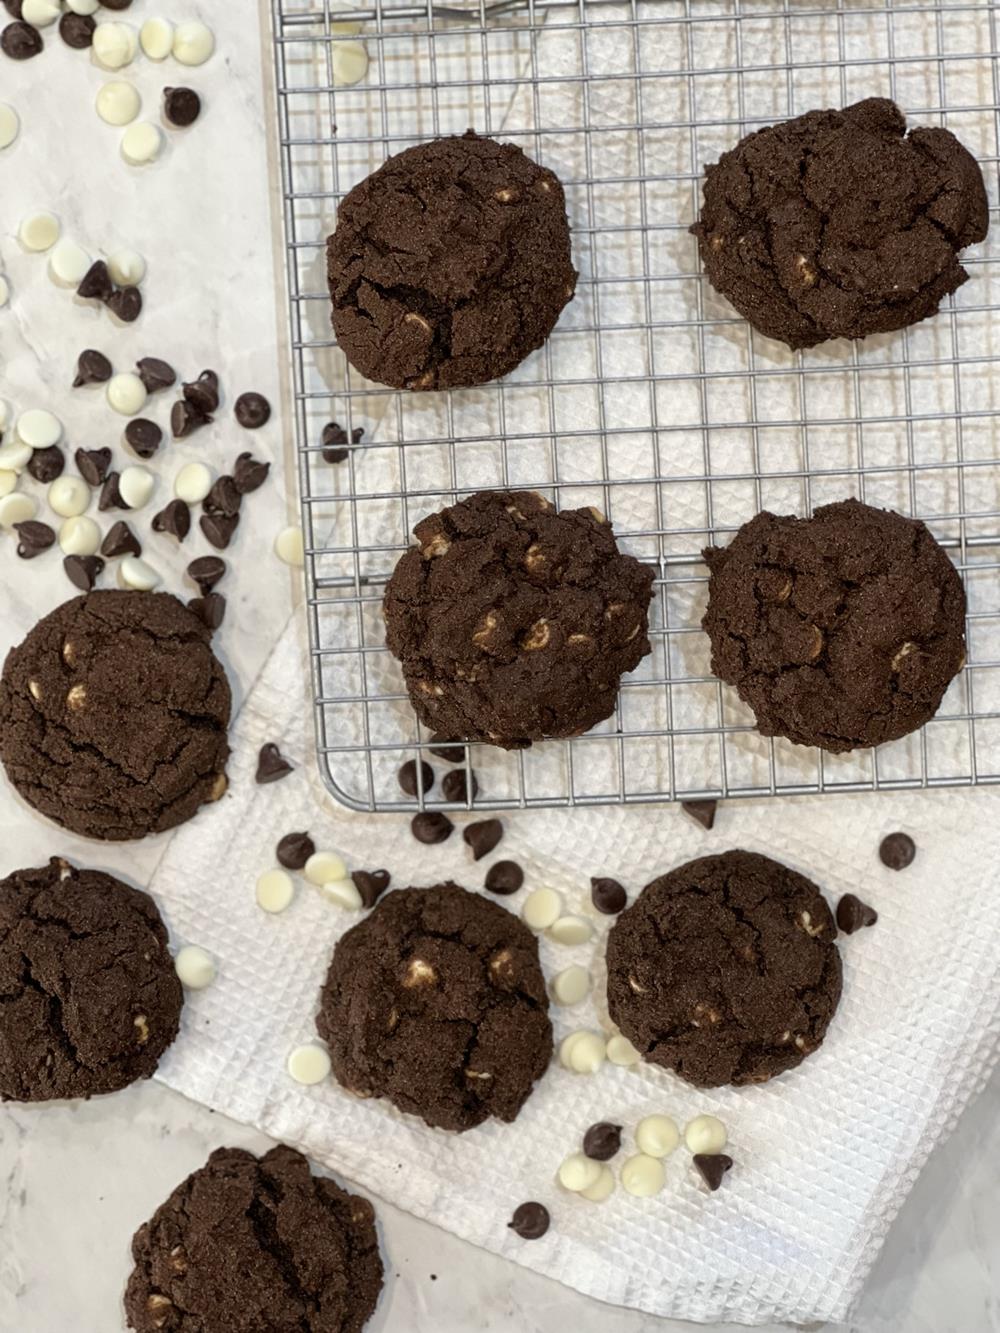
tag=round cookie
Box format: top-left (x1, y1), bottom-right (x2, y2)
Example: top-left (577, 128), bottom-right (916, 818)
top-left (701, 498), bottom-right (966, 752)
top-left (317, 883), bottom-right (553, 1132)
top-left (124, 1145), bottom-right (383, 1333)
top-left (326, 132), bottom-right (577, 390)
top-left (692, 97), bottom-right (989, 349)
top-left (383, 489), bottom-right (655, 748)
top-left (606, 850), bottom-right (842, 1087)
top-left (0, 858), bottom-right (182, 1101)
top-left (0, 590), bottom-right (231, 840)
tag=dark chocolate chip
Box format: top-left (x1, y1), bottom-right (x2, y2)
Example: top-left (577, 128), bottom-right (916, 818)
top-left (171, 398), bottom-right (206, 439)
top-left (187, 592), bottom-right (225, 630)
top-left (463, 818), bottom-right (502, 861)
top-left (233, 451), bottom-right (270, 494)
top-left (442, 768), bottom-right (477, 803)
top-left (163, 86), bottom-right (201, 128)
top-left (99, 471), bottom-right (127, 511)
top-left (256, 742), bottom-right (294, 784)
top-left (75, 446), bottom-right (111, 486)
top-left (682, 799), bottom-right (717, 831)
top-left (203, 474), bottom-right (241, 517)
top-left (352, 868), bottom-right (391, 909)
top-left (107, 286), bottom-right (142, 323)
top-left (2, 1), bottom-right (22, 19)
top-left (507, 1202), bottom-right (549, 1241)
top-left (77, 261), bottom-right (113, 302)
top-left (693, 1153), bottom-right (733, 1191)
top-left (590, 876), bottom-right (627, 915)
top-left (14, 520), bottom-right (55, 559)
top-left (398, 759), bottom-right (434, 797)
top-left (100, 0), bottom-right (132, 8)
top-left (484, 860), bottom-right (523, 896)
top-left (323, 446), bottom-right (349, 464)
top-left (152, 498), bottom-right (191, 541)
top-left (26, 445), bottom-right (64, 483)
top-left (183, 369), bottom-right (219, 416)
top-left (879, 832), bottom-right (915, 871)
top-left (582, 1122), bottom-right (622, 1162)
top-left (411, 811), bottom-right (453, 845)
top-left (1, 20), bottom-right (42, 59)
top-left (73, 348), bottom-right (113, 387)
top-left (429, 734), bottom-right (467, 763)
top-left (321, 421), bottom-right (364, 463)
top-left (63, 553), bottom-right (104, 591)
top-left (124, 418), bottom-right (163, 459)
top-left (836, 893), bottom-right (878, 934)
top-left (58, 11), bottom-right (93, 46)
top-left (234, 392), bottom-right (270, 430)
top-left (136, 356), bottom-right (176, 394)
top-left (187, 554), bottom-right (225, 594)
top-left (277, 831), bottom-right (315, 871)
top-left (100, 520), bottom-right (141, 558)
top-left (199, 511), bottom-right (240, 550)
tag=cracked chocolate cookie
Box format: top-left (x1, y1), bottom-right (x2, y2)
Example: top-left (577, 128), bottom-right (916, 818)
top-left (0, 590), bottom-right (231, 840)
top-left (383, 489), bottom-right (655, 748)
top-left (606, 850), bottom-right (842, 1087)
top-left (0, 858), bottom-right (182, 1101)
top-left (317, 883), bottom-right (553, 1132)
top-left (125, 1145), bottom-right (383, 1333)
top-left (692, 97), bottom-right (989, 349)
top-left (702, 498), bottom-right (966, 752)
top-left (326, 131), bottom-right (577, 389)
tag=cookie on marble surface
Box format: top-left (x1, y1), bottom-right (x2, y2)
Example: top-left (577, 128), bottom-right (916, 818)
top-left (701, 498), bottom-right (966, 753)
top-left (606, 850), bottom-right (842, 1087)
top-left (317, 883), bottom-right (553, 1132)
top-left (691, 97), bottom-right (989, 349)
top-left (326, 131), bottom-right (577, 389)
top-left (383, 489), bottom-right (655, 749)
top-left (124, 1145), bottom-right (383, 1333)
top-left (0, 858), bottom-right (182, 1102)
top-left (0, 589), bottom-right (231, 840)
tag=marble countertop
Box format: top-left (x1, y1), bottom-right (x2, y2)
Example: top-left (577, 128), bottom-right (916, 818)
top-left (0, 3), bottom-right (997, 1330)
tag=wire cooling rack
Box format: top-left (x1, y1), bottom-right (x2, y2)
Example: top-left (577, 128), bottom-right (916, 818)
top-left (269, 0), bottom-right (1000, 812)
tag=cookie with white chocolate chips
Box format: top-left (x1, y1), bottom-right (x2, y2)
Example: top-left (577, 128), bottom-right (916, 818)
top-left (702, 498), bottom-right (966, 752)
top-left (317, 883), bottom-right (553, 1131)
top-left (384, 489), bottom-right (655, 748)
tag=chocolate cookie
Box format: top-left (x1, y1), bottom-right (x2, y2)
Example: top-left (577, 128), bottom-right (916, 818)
top-left (0, 858), bottom-right (182, 1101)
top-left (124, 1145), bottom-right (383, 1333)
top-left (317, 883), bottom-right (552, 1131)
top-left (383, 490), bottom-right (654, 748)
top-left (692, 97), bottom-right (988, 349)
top-left (702, 498), bottom-right (966, 752)
top-left (0, 590), bottom-right (231, 840)
top-left (327, 132), bottom-right (577, 389)
top-left (606, 850), bottom-right (842, 1087)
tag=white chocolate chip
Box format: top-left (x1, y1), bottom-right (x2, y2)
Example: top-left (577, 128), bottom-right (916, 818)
top-left (287, 1043), bottom-right (331, 1086)
top-left (48, 476), bottom-right (90, 519)
top-left (621, 1154), bottom-right (666, 1198)
top-left (0, 104), bottom-right (20, 152)
top-left (550, 964), bottom-right (590, 1006)
top-left (174, 462), bottom-right (213, 504)
top-left (16, 409), bottom-right (61, 449)
top-left (558, 1030), bottom-right (589, 1070)
top-left (320, 879), bottom-right (363, 911)
top-left (636, 1114), bottom-right (680, 1158)
top-left (568, 1031), bottom-right (606, 1074)
top-left (172, 19), bottom-right (215, 65)
top-left (580, 1165), bottom-right (615, 1203)
top-left (684, 1114), bottom-right (727, 1155)
top-left (118, 465), bottom-right (154, 510)
top-left (93, 21), bottom-right (137, 70)
top-left (557, 1153), bottom-right (601, 1193)
top-left (606, 1034), bottom-right (642, 1066)
top-left (275, 525), bottom-right (305, 567)
top-left (304, 851), bottom-right (347, 886)
top-left (121, 122), bottom-right (163, 166)
top-left (0, 276), bottom-right (8, 309)
top-left (108, 249), bottom-right (146, 287)
top-left (139, 17), bottom-right (174, 60)
top-left (256, 868), bottom-right (295, 914)
top-left (328, 1), bottom-right (362, 33)
top-left (331, 40), bottom-right (369, 86)
top-left (107, 373), bottom-right (147, 417)
top-left (66, 684), bottom-right (87, 711)
top-left (0, 442), bottom-right (32, 473)
top-left (0, 472), bottom-right (16, 498)
top-left (119, 555), bottom-right (162, 591)
top-left (21, 0), bottom-right (60, 27)
top-left (49, 239), bottom-right (92, 287)
top-left (67, 0), bottom-right (99, 12)
top-left (522, 887), bottom-right (562, 931)
top-left (59, 516), bottom-right (101, 557)
top-left (174, 945), bottom-right (215, 989)
top-left (96, 81), bottom-right (140, 126)
top-left (548, 915), bottom-right (593, 947)
top-left (0, 493), bottom-right (37, 529)
top-left (19, 211), bottom-right (60, 253)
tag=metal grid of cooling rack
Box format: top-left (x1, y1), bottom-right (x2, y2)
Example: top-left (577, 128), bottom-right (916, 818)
top-left (269, 0), bottom-right (1000, 813)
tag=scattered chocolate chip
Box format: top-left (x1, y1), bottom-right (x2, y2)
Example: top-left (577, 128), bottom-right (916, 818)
top-left (152, 498), bottom-right (191, 541)
top-left (256, 742), bottom-right (294, 784)
top-left (107, 286), bottom-right (142, 323)
top-left (136, 356), bottom-right (176, 394)
top-left (183, 369), bottom-right (219, 417)
top-left (277, 831), bottom-right (316, 871)
top-left (429, 734), bottom-right (466, 762)
top-left (75, 446), bottom-right (111, 486)
top-left (398, 759), bottom-right (434, 797)
top-left (171, 398), bottom-right (205, 439)
top-left (233, 451), bottom-right (270, 494)
top-left (14, 520), bottom-right (55, 559)
top-left (100, 520), bottom-right (141, 558)
top-left (73, 348), bottom-right (113, 387)
top-left (442, 768), bottom-right (477, 803)
top-left (682, 799), bottom-right (717, 831)
top-left (879, 832), bottom-right (916, 871)
top-left (26, 445), bottom-right (64, 483)
top-left (124, 418), bottom-right (163, 459)
top-left (77, 261), bottom-right (113, 302)
top-left (99, 471), bottom-right (127, 511)
top-left (507, 1202), bottom-right (549, 1241)
top-left (203, 474), bottom-right (241, 517)
top-left (352, 868), bottom-right (391, 909)
top-left (2, 20), bottom-right (42, 59)
top-left (693, 1153), bottom-right (733, 1191)
top-left (463, 819), bottom-right (502, 861)
top-left (187, 592), bottom-right (225, 630)
top-left (101, 0), bottom-right (132, 9)
top-left (411, 811), bottom-right (453, 845)
top-left (163, 86), bottom-right (201, 128)
top-left (2, 1), bottom-right (22, 19)
top-left (583, 1122), bottom-right (622, 1162)
top-left (485, 860), bottom-right (523, 895)
top-left (58, 10), bottom-right (94, 46)
top-left (187, 554), bottom-right (225, 595)
top-left (234, 392), bottom-right (270, 430)
top-left (323, 445), bottom-right (348, 464)
top-left (836, 893), bottom-right (878, 934)
top-left (199, 511), bottom-right (240, 550)
top-left (63, 553), bottom-right (104, 591)
top-left (321, 420), bottom-right (364, 463)
top-left (590, 876), bottom-right (627, 915)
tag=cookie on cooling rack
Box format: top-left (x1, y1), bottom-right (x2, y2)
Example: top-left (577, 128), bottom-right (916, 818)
top-left (125, 1145), bottom-right (383, 1333)
top-left (0, 858), bottom-right (182, 1102)
top-left (326, 131), bottom-right (577, 389)
top-left (606, 850), bottom-right (843, 1087)
top-left (317, 883), bottom-right (553, 1132)
top-left (691, 96), bottom-right (989, 349)
top-left (0, 590), bottom-right (231, 840)
top-left (383, 489), bottom-right (655, 749)
top-left (701, 498), bottom-right (967, 753)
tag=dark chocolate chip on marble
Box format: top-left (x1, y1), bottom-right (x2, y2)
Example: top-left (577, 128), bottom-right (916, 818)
top-left (276, 831), bottom-right (316, 871)
top-left (75, 446), bottom-right (111, 486)
top-left (398, 759), bottom-right (434, 797)
top-left (183, 369), bottom-right (219, 416)
top-left (187, 592), bottom-right (225, 631)
top-left (485, 860), bottom-right (523, 896)
top-left (682, 799), bottom-right (718, 831)
top-left (410, 811), bottom-right (453, 845)
top-left (256, 742), bottom-right (294, 784)
top-left (107, 286), bottom-right (142, 323)
top-left (199, 510), bottom-right (240, 550)
top-left (583, 1122), bottom-right (622, 1162)
top-left (2, 20), bottom-right (42, 59)
top-left (463, 819), bottom-right (502, 861)
top-left (693, 1154), bottom-right (733, 1192)
top-left (59, 11), bottom-right (94, 46)
top-left (429, 734), bottom-right (466, 763)
top-left (507, 1202), bottom-right (549, 1241)
top-left (100, 520), bottom-right (141, 558)
top-left (234, 392), bottom-right (270, 430)
top-left (442, 768), bottom-right (477, 803)
top-left (352, 868), bottom-right (391, 909)
top-left (98, 471), bottom-right (127, 511)
top-left (152, 498), bottom-right (191, 541)
top-left (77, 261), bottom-right (113, 302)
top-left (26, 445), bottom-right (64, 483)
top-left (590, 876), bottom-right (627, 915)
top-left (124, 418), bottom-right (163, 459)
top-left (879, 832), bottom-right (915, 871)
top-left (233, 451), bottom-right (270, 494)
top-left (171, 398), bottom-right (205, 439)
top-left (73, 348), bottom-right (113, 387)
top-left (836, 893), bottom-right (878, 934)
top-left (136, 357), bottom-right (176, 394)
top-left (186, 554), bottom-right (225, 595)
top-left (14, 520), bottom-right (55, 559)
top-left (203, 474), bottom-right (241, 517)
top-left (63, 553), bottom-right (104, 591)
top-left (163, 86), bottom-right (201, 128)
